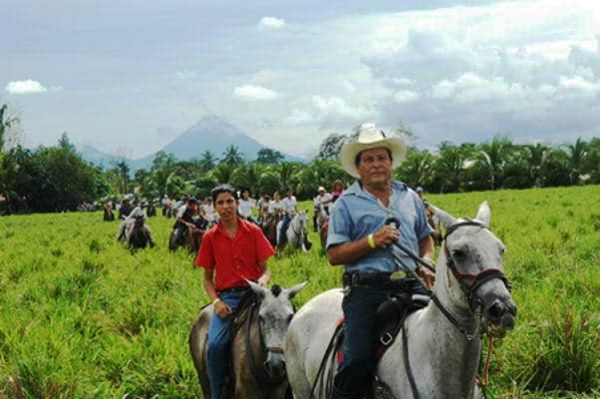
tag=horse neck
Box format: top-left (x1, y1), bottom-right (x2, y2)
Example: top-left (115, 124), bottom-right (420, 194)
top-left (396, 249), bottom-right (482, 396)
top-left (381, 249), bottom-right (482, 396)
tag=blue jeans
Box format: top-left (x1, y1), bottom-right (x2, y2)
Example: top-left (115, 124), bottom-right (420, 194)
top-left (279, 215), bottom-right (291, 245)
top-left (333, 278), bottom-right (426, 398)
top-left (207, 290), bottom-right (247, 399)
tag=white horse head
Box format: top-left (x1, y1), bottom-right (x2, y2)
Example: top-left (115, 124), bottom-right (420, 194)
top-left (246, 280), bottom-right (309, 378)
top-left (431, 201), bottom-right (516, 336)
top-left (287, 211), bottom-right (309, 251)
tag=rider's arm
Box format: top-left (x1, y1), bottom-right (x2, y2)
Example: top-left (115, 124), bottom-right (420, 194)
top-left (419, 235), bottom-right (434, 260)
top-left (257, 260), bottom-right (270, 287)
top-left (203, 268), bottom-right (219, 302)
top-left (327, 226), bottom-right (400, 265)
top-left (204, 268), bottom-right (232, 317)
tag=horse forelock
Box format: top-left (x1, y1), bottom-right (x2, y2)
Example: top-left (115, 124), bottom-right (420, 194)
top-left (271, 285), bottom-right (282, 297)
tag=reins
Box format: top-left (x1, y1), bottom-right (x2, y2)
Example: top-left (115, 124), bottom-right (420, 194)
top-left (242, 296), bottom-right (288, 385)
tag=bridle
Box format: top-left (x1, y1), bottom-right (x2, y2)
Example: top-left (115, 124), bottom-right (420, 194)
top-left (243, 296), bottom-right (288, 384)
top-left (431, 219), bottom-right (511, 340)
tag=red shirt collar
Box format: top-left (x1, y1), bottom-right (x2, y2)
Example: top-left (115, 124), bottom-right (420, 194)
top-left (214, 217), bottom-right (250, 238)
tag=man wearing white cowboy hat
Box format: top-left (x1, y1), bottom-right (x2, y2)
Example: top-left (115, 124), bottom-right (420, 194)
top-left (313, 186), bottom-right (333, 232)
top-left (326, 123), bottom-right (435, 399)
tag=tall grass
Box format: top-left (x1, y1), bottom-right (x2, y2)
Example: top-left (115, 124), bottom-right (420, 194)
top-left (0, 185), bottom-right (598, 398)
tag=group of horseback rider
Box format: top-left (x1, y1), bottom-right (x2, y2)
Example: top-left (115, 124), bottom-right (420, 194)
top-left (190, 123), bottom-right (450, 399)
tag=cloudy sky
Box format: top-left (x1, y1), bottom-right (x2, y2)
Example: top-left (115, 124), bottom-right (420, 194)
top-left (3, 0), bottom-right (600, 158)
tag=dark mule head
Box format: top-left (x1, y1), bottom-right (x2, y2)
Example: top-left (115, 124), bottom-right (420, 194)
top-left (433, 202), bottom-right (517, 337)
top-left (247, 280), bottom-right (308, 379)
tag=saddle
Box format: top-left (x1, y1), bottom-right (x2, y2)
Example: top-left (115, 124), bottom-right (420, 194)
top-left (335, 293), bottom-right (430, 365)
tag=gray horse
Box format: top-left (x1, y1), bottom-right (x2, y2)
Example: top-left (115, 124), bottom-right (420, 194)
top-left (190, 281), bottom-right (308, 399)
top-left (285, 202), bottom-right (517, 399)
top-left (282, 211), bottom-right (309, 251)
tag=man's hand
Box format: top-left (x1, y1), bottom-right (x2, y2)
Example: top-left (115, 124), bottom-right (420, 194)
top-left (372, 225), bottom-right (400, 247)
top-left (257, 273), bottom-right (270, 287)
top-left (417, 266), bottom-right (435, 289)
top-left (214, 300), bottom-right (232, 318)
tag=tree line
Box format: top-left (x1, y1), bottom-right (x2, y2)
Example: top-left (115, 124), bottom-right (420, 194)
top-left (1, 105), bottom-right (599, 213)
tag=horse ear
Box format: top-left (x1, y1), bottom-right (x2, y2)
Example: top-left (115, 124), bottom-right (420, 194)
top-left (475, 201), bottom-right (491, 227)
top-left (429, 203), bottom-right (457, 229)
top-left (246, 279), bottom-right (267, 298)
top-left (287, 281), bottom-right (308, 299)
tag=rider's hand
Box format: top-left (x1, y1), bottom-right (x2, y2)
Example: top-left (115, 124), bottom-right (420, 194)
top-left (417, 266), bottom-right (435, 289)
top-left (257, 274), bottom-right (270, 287)
top-left (214, 299), bottom-right (232, 318)
top-left (372, 225), bottom-right (400, 247)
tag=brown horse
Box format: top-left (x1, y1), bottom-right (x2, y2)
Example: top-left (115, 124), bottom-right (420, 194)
top-left (128, 216), bottom-right (156, 250)
top-left (261, 214), bottom-right (282, 248)
top-left (103, 207), bottom-right (115, 221)
top-left (146, 203), bottom-right (157, 217)
top-left (189, 281), bottom-right (307, 399)
top-left (169, 227), bottom-right (204, 254)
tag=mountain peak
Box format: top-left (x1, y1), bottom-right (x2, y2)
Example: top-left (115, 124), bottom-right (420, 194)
top-left (187, 115), bottom-right (239, 136)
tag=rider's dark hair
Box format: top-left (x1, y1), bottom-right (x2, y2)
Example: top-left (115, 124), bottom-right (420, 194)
top-left (354, 148), bottom-right (393, 168)
top-left (211, 184), bottom-right (238, 203)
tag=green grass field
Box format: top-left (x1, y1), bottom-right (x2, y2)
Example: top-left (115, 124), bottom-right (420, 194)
top-left (0, 186), bottom-right (599, 398)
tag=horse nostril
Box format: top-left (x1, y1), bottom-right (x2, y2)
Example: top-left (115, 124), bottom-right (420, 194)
top-left (486, 300), bottom-right (505, 321)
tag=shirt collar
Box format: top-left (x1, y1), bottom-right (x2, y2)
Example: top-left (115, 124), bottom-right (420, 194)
top-left (344, 180), bottom-right (407, 200)
top-left (215, 217), bottom-right (250, 237)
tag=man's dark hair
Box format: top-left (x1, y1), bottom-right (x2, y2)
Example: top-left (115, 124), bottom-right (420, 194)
top-left (211, 184), bottom-right (238, 203)
top-left (354, 148), bottom-right (393, 167)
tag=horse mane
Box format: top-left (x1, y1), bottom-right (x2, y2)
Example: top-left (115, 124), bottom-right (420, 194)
top-left (271, 285), bottom-right (282, 297)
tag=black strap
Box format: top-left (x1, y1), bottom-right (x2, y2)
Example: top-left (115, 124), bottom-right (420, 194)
top-left (444, 219), bottom-right (486, 240)
top-left (244, 299), bottom-right (287, 385)
top-left (431, 294), bottom-right (478, 340)
top-left (402, 319), bottom-right (420, 399)
top-left (309, 322), bottom-right (344, 398)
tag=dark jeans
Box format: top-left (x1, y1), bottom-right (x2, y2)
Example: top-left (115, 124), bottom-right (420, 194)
top-left (333, 278), bottom-right (426, 398)
top-left (279, 214), bottom-right (291, 245)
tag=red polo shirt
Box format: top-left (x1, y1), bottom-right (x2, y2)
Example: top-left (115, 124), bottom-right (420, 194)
top-left (195, 218), bottom-right (275, 291)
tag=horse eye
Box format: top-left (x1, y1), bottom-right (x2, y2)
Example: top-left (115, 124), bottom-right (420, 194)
top-left (452, 249), bottom-right (466, 259)
top-left (500, 246), bottom-right (506, 255)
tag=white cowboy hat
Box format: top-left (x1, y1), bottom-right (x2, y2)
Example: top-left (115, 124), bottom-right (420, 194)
top-left (318, 186), bottom-right (326, 192)
top-left (339, 123), bottom-right (408, 178)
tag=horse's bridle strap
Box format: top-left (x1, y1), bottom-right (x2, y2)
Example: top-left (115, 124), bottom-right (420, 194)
top-left (266, 346), bottom-right (284, 354)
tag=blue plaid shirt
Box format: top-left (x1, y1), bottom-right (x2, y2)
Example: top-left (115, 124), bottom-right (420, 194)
top-left (326, 180), bottom-right (433, 273)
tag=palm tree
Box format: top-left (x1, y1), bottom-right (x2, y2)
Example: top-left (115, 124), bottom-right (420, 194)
top-left (220, 145), bottom-right (244, 165)
top-left (199, 150), bottom-right (217, 172)
top-left (395, 149), bottom-right (434, 188)
top-left (479, 136), bottom-right (511, 190)
top-left (566, 137), bottom-right (587, 184)
top-left (525, 143), bottom-right (547, 187)
top-left (115, 160), bottom-right (130, 194)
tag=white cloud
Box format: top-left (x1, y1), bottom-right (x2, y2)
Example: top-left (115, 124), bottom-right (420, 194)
top-left (558, 75), bottom-right (600, 92)
top-left (258, 16), bottom-right (286, 30)
top-left (311, 95), bottom-right (376, 126)
top-left (284, 109), bottom-right (315, 125)
top-left (6, 79), bottom-right (47, 94)
top-left (393, 90), bottom-right (419, 103)
top-left (232, 84), bottom-right (279, 101)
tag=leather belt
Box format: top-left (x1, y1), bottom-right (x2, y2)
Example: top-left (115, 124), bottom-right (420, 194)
top-left (217, 286), bottom-right (251, 294)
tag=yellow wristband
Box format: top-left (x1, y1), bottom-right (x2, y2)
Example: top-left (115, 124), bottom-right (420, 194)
top-left (367, 234), bottom-right (377, 249)
top-left (212, 297), bottom-right (221, 305)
